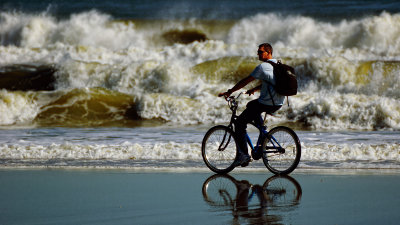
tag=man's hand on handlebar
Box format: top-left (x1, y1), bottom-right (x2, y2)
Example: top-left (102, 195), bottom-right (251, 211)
top-left (218, 89), bottom-right (233, 98)
top-left (218, 92), bottom-right (229, 98)
top-left (218, 90), bottom-right (250, 100)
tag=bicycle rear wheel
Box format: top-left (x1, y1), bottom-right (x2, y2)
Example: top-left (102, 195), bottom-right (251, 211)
top-left (262, 175), bottom-right (302, 207)
top-left (202, 125), bottom-right (238, 174)
top-left (262, 126), bottom-right (301, 175)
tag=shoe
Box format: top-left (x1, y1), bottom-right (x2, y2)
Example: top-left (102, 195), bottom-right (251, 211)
top-left (240, 156), bottom-right (251, 167)
top-left (234, 154), bottom-right (251, 167)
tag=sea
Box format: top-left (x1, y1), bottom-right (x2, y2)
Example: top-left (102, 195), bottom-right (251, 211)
top-left (0, 0), bottom-right (399, 170)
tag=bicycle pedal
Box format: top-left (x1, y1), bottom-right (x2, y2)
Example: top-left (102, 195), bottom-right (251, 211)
top-left (240, 162), bottom-right (249, 167)
top-left (240, 159), bottom-right (252, 167)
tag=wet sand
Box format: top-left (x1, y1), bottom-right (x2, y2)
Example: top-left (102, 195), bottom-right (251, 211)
top-left (1, 169), bottom-right (399, 225)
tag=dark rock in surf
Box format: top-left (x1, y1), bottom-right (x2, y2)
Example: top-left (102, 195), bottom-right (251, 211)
top-left (0, 64), bottom-right (56, 91)
top-left (162, 29), bottom-right (208, 45)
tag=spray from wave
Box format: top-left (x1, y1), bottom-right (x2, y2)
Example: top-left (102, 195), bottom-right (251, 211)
top-left (228, 12), bottom-right (400, 57)
top-left (0, 10), bottom-right (399, 130)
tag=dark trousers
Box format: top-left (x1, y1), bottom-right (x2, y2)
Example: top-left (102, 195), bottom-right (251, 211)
top-left (234, 100), bottom-right (281, 155)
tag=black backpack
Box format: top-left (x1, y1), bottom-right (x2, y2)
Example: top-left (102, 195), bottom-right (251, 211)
top-left (266, 60), bottom-right (297, 96)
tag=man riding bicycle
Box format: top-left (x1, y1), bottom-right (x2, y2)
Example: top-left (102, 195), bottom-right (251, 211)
top-left (218, 43), bottom-right (285, 167)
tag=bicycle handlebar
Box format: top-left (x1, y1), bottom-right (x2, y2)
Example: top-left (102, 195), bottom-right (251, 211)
top-left (224, 91), bottom-right (246, 101)
top-left (224, 91), bottom-right (247, 112)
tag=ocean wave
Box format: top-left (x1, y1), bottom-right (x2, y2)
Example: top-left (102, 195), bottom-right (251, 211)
top-left (191, 56), bottom-right (260, 83)
top-left (1, 141), bottom-right (399, 169)
top-left (287, 92), bottom-right (400, 130)
top-left (36, 88), bottom-right (138, 126)
top-left (0, 10), bottom-right (229, 50)
top-left (228, 12), bottom-right (400, 57)
top-left (1, 61), bottom-right (400, 130)
top-left (0, 88), bottom-right (138, 127)
top-left (0, 10), bottom-right (142, 49)
top-left (1, 10), bottom-right (400, 130)
top-left (0, 90), bottom-right (39, 125)
top-left (0, 142), bottom-right (203, 160)
top-left (2, 10), bottom-right (400, 56)
top-left (289, 58), bottom-right (400, 98)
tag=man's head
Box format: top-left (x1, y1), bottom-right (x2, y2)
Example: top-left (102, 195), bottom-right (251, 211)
top-left (257, 43), bottom-right (273, 61)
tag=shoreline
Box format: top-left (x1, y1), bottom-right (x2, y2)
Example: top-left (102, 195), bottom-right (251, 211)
top-left (1, 165), bottom-right (400, 175)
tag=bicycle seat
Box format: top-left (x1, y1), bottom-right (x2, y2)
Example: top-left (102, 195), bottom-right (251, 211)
top-left (261, 112), bottom-right (276, 125)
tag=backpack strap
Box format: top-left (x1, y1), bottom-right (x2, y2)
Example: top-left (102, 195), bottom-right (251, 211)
top-left (267, 85), bottom-right (290, 107)
top-left (266, 84), bottom-right (276, 106)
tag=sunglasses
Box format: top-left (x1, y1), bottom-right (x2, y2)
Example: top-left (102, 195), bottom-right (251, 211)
top-left (257, 50), bottom-right (269, 55)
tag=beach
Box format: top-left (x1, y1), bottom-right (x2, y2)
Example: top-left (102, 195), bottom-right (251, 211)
top-left (1, 0), bottom-right (400, 224)
top-left (1, 169), bottom-right (400, 225)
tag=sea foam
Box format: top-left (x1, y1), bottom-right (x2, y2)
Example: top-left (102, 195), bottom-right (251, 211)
top-left (228, 12), bottom-right (400, 57)
top-left (1, 10), bottom-right (400, 130)
top-left (1, 141), bottom-right (399, 169)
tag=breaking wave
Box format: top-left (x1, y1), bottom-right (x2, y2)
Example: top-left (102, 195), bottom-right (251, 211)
top-left (1, 141), bottom-right (399, 169)
top-left (1, 10), bottom-right (400, 130)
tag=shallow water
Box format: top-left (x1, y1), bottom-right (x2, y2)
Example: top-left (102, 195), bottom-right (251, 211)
top-left (1, 126), bottom-right (399, 170)
top-left (1, 169), bottom-right (400, 225)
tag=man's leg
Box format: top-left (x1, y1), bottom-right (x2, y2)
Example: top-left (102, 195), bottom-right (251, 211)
top-left (234, 100), bottom-right (260, 156)
top-left (233, 100), bottom-right (262, 166)
top-left (234, 100), bottom-right (281, 166)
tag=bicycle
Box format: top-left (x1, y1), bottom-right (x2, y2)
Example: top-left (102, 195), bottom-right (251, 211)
top-left (201, 92), bottom-right (301, 174)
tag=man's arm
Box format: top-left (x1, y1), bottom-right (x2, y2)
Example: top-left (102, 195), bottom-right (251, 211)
top-left (218, 75), bottom-right (255, 97)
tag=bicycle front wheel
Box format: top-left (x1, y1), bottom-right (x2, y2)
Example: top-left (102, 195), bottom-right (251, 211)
top-left (202, 174), bottom-right (238, 206)
top-left (202, 125), bottom-right (238, 174)
top-left (262, 126), bottom-right (301, 175)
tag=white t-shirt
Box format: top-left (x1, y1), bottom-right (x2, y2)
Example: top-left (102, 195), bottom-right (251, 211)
top-left (250, 59), bottom-right (285, 106)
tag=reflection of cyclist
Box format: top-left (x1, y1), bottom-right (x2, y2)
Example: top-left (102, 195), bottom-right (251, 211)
top-left (236, 180), bottom-right (251, 212)
top-left (202, 174), bottom-right (302, 224)
top-left (236, 181), bottom-right (268, 220)
top-left (218, 43), bottom-right (285, 167)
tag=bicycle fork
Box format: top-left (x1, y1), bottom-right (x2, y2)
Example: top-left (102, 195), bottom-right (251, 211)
top-left (218, 130), bottom-right (232, 151)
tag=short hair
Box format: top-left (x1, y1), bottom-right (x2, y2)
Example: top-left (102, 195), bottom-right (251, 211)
top-left (258, 43), bottom-right (273, 55)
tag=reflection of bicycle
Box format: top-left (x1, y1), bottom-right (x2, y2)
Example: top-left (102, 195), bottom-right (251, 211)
top-left (202, 174), bottom-right (302, 223)
top-left (202, 93), bottom-right (301, 174)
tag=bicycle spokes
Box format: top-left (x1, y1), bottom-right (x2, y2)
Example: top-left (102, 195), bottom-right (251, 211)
top-left (262, 126), bottom-right (301, 175)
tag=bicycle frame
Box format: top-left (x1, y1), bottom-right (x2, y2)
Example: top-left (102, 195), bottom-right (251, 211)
top-left (245, 122), bottom-right (284, 156)
top-left (225, 93), bottom-right (284, 157)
